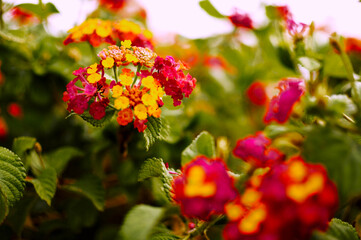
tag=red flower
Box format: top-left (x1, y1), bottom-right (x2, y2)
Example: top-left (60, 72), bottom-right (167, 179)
top-left (89, 99), bottom-right (109, 120)
top-left (98, 0), bottom-right (126, 12)
top-left (228, 10), bottom-right (253, 29)
top-left (233, 132), bottom-right (284, 168)
top-left (134, 118), bottom-right (148, 132)
top-left (276, 5), bottom-right (291, 20)
top-left (10, 7), bottom-right (38, 25)
top-left (345, 37), bottom-right (361, 54)
top-left (7, 103), bottom-right (23, 118)
top-left (246, 82), bottom-right (268, 106)
top-left (224, 156), bottom-right (339, 240)
top-left (264, 78), bottom-right (305, 124)
top-left (172, 156), bottom-right (237, 220)
top-left (0, 117), bottom-right (7, 139)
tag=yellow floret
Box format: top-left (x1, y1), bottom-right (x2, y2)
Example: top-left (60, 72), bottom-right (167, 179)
top-left (87, 73), bottom-right (101, 83)
top-left (102, 57), bottom-right (114, 68)
top-left (119, 74), bottom-right (133, 86)
top-left (134, 104), bottom-right (148, 120)
top-left (121, 40), bottom-right (132, 49)
top-left (112, 85), bottom-right (123, 98)
top-left (114, 96), bottom-right (130, 110)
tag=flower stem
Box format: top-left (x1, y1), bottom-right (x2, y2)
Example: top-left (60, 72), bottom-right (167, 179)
top-left (0, 0), bottom-right (4, 30)
top-left (131, 64), bottom-right (142, 88)
top-left (89, 43), bottom-right (98, 62)
top-left (181, 216), bottom-right (223, 240)
top-left (330, 34), bottom-right (361, 108)
top-left (113, 65), bottom-right (118, 82)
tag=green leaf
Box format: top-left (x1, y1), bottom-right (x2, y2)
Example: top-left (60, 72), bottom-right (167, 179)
top-left (138, 158), bottom-right (165, 182)
top-left (0, 189), bottom-right (8, 225)
top-left (324, 54), bottom-right (347, 78)
top-left (6, 196), bottom-right (36, 234)
top-left (119, 205), bottom-right (164, 240)
top-left (181, 131), bottom-right (216, 166)
top-left (80, 109), bottom-right (116, 127)
top-left (151, 233), bottom-right (180, 240)
top-left (311, 218), bottom-right (359, 240)
top-left (12, 136), bottom-right (36, 161)
top-left (199, 0), bottom-right (225, 19)
top-left (298, 57), bottom-right (321, 71)
top-left (27, 168), bottom-right (57, 206)
top-left (143, 117), bottom-right (168, 151)
top-left (16, 3), bottom-right (59, 20)
top-left (44, 147), bottom-right (83, 176)
top-left (0, 147), bottom-right (26, 223)
top-left (63, 175), bottom-right (105, 211)
top-left (303, 127), bottom-right (361, 204)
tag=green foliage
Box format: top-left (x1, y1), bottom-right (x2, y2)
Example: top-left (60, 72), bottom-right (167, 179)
top-left (0, 147), bottom-right (26, 223)
top-left (298, 56), bottom-right (321, 71)
top-left (119, 205), bottom-right (164, 240)
top-left (198, 0), bottom-right (225, 19)
top-left (143, 117), bottom-right (168, 150)
top-left (27, 167), bottom-right (57, 206)
top-left (12, 136), bottom-right (36, 161)
top-left (16, 3), bottom-right (59, 20)
top-left (138, 158), bottom-right (165, 181)
top-left (44, 147), bottom-right (83, 176)
top-left (63, 175), bottom-right (105, 211)
top-left (181, 131), bottom-right (216, 166)
top-left (303, 127), bottom-right (361, 204)
top-left (311, 218), bottom-right (359, 240)
top-left (80, 109), bottom-right (116, 128)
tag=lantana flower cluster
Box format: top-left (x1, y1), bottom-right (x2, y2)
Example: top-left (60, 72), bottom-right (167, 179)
top-left (63, 18), bottom-right (153, 48)
top-left (223, 156), bottom-right (338, 240)
top-left (171, 129), bottom-right (338, 239)
top-left (63, 40), bottom-right (196, 132)
top-left (171, 156), bottom-right (238, 220)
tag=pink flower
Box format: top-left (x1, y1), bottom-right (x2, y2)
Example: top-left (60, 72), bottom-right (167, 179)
top-left (152, 56), bottom-right (196, 106)
top-left (287, 19), bottom-right (309, 38)
top-left (233, 132), bottom-right (285, 168)
top-left (264, 78), bottom-right (305, 124)
top-left (172, 156), bottom-right (237, 220)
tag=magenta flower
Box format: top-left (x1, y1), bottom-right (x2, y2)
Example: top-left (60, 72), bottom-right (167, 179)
top-left (89, 98), bottom-right (109, 120)
top-left (228, 10), bottom-right (253, 29)
top-left (264, 78), bottom-right (305, 124)
top-left (152, 56), bottom-right (196, 106)
top-left (172, 156), bottom-right (237, 220)
top-left (233, 132), bottom-right (285, 168)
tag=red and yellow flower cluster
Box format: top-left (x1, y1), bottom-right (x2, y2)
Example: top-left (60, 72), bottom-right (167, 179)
top-left (63, 40), bottom-right (196, 132)
top-left (63, 19), bottom-right (153, 48)
top-left (171, 156), bottom-right (238, 220)
top-left (223, 156), bottom-right (338, 240)
top-left (171, 132), bottom-right (338, 239)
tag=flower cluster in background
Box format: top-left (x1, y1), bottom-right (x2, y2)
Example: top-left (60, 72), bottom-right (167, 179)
top-left (63, 18), bottom-right (153, 48)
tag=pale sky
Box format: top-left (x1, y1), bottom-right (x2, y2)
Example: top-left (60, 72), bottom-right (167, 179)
top-left (7, 0), bottom-right (361, 39)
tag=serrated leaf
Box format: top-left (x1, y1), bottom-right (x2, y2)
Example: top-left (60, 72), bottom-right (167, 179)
top-left (12, 136), bottom-right (36, 161)
top-left (311, 218), bottom-right (359, 240)
top-left (63, 175), bottom-right (105, 211)
top-left (143, 117), bottom-right (168, 150)
top-left (0, 189), bottom-right (8, 224)
top-left (119, 205), bottom-right (164, 240)
top-left (303, 127), bottom-right (361, 204)
top-left (138, 158), bottom-right (165, 182)
top-left (181, 131), bottom-right (216, 166)
top-left (80, 109), bottom-right (115, 127)
top-left (298, 56), bottom-right (321, 71)
top-left (199, 0), bottom-right (225, 19)
top-left (27, 168), bottom-right (57, 206)
top-left (44, 147), bottom-right (83, 176)
top-left (0, 147), bottom-right (26, 223)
